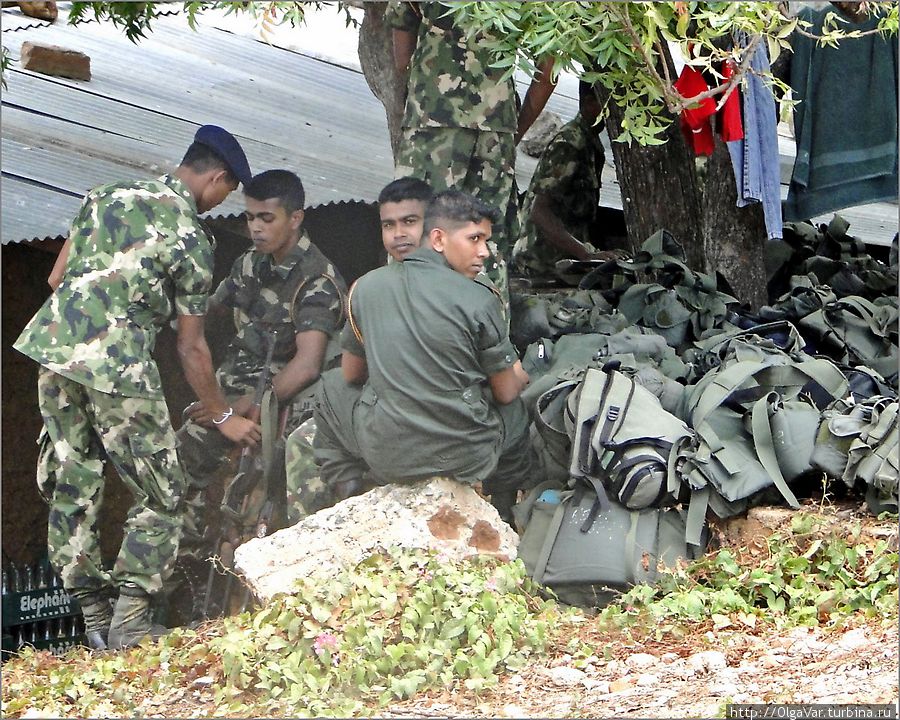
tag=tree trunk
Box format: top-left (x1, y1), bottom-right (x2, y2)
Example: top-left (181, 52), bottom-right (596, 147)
top-left (605, 103), bottom-right (769, 308)
top-left (357, 2), bottom-right (404, 160)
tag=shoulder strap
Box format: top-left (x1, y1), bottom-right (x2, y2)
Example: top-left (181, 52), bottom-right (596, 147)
top-left (531, 494), bottom-right (571, 586)
top-left (750, 392), bottom-right (800, 509)
top-left (290, 273), bottom-right (347, 328)
top-left (345, 280), bottom-right (364, 347)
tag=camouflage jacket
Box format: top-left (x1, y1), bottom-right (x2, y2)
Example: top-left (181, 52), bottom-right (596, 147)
top-left (388, 1), bottom-right (517, 133)
top-left (213, 229), bottom-right (346, 394)
top-left (14, 174), bottom-right (213, 399)
top-left (514, 114), bottom-right (606, 272)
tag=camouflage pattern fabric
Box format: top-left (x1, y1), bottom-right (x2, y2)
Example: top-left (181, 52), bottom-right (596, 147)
top-left (14, 174), bottom-right (213, 399)
top-left (283, 416), bottom-right (335, 524)
top-left (177, 233), bottom-right (346, 554)
top-left (513, 114), bottom-right (606, 275)
top-left (36, 368), bottom-right (185, 597)
top-left (387, 1), bottom-right (517, 133)
top-left (395, 126), bottom-right (516, 309)
top-left (389, 1), bottom-right (519, 307)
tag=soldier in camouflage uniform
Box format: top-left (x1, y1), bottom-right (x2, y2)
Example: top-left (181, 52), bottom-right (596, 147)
top-left (13, 126), bottom-right (260, 650)
top-left (513, 81), bottom-right (613, 276)
top-left (177, 169), bottom-right (346, 549)
top-left (389, 0), bottom-right (557, 310)
top-left (312, 191), bottom-right (536, 523)
top-left (282, 176), bottom-right (432, 523)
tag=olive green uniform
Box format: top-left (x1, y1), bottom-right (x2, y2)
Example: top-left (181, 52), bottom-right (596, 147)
top-left (388, 1), bottom-right (518, 306)
top-left (310, 247), bottom-right (535, 500)
top-left (13, 174), bottom-right (212, 599)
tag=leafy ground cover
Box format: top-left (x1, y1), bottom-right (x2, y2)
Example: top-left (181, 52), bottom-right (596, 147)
top-left (2, 501), bottom-right (897, 719)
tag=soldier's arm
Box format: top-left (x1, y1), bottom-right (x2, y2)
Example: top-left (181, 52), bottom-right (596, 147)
top-left (47, 236), bottom-right (72, 290)
top-left (176, 313), bottom-right (261, 446)
top-left (270, 329), bottom-right (329, 402)
top-left (342, 349), bottom-right (368, 385)
top-left (489, 360), bottom-right (529, 405)
top-left (531, 193), bottom-right (595, 261)
top-left (393, 27), bottom-right (418, 75)
top-left (515, 56), bottom-right (557, 145)
top-left (389, 1), bottom-right (420, 75)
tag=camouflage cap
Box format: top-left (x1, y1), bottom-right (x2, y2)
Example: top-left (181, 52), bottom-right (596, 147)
top-left (194, 125), bottom-right (251, 186)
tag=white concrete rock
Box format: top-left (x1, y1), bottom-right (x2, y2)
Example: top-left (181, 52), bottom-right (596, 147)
top-left (625, 652), bottom-right (660, 669)
top-left (234, 477), bottom-right (519, 601)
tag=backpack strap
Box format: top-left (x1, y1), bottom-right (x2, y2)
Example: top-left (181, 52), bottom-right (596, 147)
top-left (568, 368), bottom-right (610, 483)
top-left (531, 493), bottom-right (571, 586)
top-left (750, 392), bottom-right (800, 509)
top-left (685, 486), bottom-right (710, 547)
top-left (623, 511), bottom-right (643, 585)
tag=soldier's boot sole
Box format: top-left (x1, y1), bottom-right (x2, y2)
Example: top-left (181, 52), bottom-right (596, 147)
top-left (489, 489), bottom-right (518, 528)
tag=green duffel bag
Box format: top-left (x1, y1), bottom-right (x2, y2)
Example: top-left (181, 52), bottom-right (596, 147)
top-left (514, 481), bottom-right (708, 608)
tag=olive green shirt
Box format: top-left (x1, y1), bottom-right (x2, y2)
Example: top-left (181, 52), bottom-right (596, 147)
top-left (341, 247), bottom-right (518, 482)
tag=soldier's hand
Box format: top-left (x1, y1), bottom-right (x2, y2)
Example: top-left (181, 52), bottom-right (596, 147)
top-left (183, 400), bottom-right (215, 427)
top-left (216, 415), bottom-right (261, 447)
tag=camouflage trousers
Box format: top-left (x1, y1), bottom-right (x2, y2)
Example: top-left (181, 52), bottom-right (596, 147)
top-left (35, 367), bottom-right (184, 598)
top-left (312, 369), bottom-right (538, 498)
top-left (176, 373), bottom-right (312, 558)
top-left (282, 416), bottom-right (333, 525)
top-left (395, 126), bottom-right (517, 310)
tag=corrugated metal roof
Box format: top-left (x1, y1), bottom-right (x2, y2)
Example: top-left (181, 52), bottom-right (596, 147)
top-left (1, 4), bottom-right (894, 246)
top-left (0, 5), bottom-right (406, 243)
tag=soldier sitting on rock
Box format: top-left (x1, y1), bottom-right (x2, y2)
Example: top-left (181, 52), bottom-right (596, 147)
top-left (281, 176), bottom-right (434, 523)
top-left (311, 190), bottom-right (537, 524)
top-left (175, 169), bottom-right (346, 567)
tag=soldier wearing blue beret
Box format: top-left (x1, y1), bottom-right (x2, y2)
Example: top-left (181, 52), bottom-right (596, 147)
top-left (14, 124), bottom-right (259, 649)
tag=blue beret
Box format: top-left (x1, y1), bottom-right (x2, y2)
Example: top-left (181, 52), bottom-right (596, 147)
top-left (193, 125), bottom-right (252, 187)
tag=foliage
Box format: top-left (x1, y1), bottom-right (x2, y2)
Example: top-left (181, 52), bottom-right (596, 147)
top-left (1, 548), bottom-right (560, 718)
top-left (597, 512), bottom-right (899, 635)
top-left (448, 2), bottom-right (899, 145)
top-left (66, 1), bottom-right (356, 41)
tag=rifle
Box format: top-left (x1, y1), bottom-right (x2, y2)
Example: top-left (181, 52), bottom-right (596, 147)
top-left (220, 330), bottom-right (278, 523)
top-left (203, 330), bottom-right (278, 619)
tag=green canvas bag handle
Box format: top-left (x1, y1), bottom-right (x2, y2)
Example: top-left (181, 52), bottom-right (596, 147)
top-left (750, 392), bottom-right (801, 509)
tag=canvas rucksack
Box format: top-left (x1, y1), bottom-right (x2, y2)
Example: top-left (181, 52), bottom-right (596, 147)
top-left (811, 396), bottom-right (899, 514)
top-left (566, 365), bottom-right (694, 511)
top-left (678, 352), bottom-right (849, 542)
top-left (514, 480), bottom-right (708, 608)
top-left (797, 295), bottom-right (899, 379)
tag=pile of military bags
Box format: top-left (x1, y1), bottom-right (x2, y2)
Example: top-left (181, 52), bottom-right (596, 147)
top-left (510, 220), bottom-right (898, 608)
